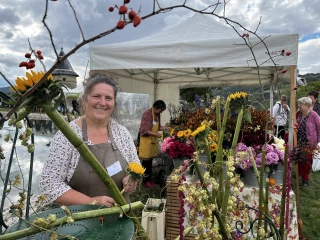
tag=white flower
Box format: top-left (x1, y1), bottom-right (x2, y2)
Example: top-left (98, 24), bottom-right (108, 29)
top-left (272, 136), bottom-right (285, 151)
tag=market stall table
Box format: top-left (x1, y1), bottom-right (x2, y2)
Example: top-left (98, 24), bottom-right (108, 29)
top-left (165, 174), bottom-right (298, 240)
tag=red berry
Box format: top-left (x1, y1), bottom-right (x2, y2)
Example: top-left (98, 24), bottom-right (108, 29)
top-left (25, 53), bottom-right (31, 58)
top-left (36, 50), bottom-right (42, 55)
top-left (30, 63), bottom-right (35, 69)
top-left (116, 20), bottom-right (125, 29)
top-left (294, 87), bottom-right (297, 90)
top-left (124, 0), bottom-right (130, 3)
top-left (286, 51), bottom-right (291, 56)
top-left (133, 15), bottom-right (141, 27)
top-left (29, 59), bottom-right (35, 64)
top-left (109, 7), bottom-right (114, 12)
top-left (26, 62), bottom-right (32, 69)
top-left (19, 62), bottom-right (27, 67)
top-left (119, 5), bottom-right (128, 14)
top-left (38, 54), bottom-right (44, 60)
top-left (281, 69), bottom-right (287, 73)
top-left (128, 10), bottom-right (137, 20)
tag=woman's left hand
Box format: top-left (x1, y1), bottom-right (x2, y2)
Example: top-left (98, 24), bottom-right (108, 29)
top-left (122, 176), bottom-right (138, 194)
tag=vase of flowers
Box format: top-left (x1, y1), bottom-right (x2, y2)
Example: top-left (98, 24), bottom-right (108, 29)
top-left (235, 137), bottom-right (285, 187)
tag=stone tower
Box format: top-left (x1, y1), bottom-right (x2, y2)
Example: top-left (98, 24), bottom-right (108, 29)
top-left (52, 48), bottom-right (79, 89)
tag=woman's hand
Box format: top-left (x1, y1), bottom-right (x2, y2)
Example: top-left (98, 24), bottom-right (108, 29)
top-left (122, 176), bottom-right (138, 194)
top-left (91, 196), bottom-right (115, 207)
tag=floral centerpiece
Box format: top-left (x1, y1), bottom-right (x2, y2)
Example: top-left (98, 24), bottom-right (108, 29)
top-left (234, 140), bottom-right (285, 171)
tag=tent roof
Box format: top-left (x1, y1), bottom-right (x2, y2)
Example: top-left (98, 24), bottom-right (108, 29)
top-left (90, 14), bottom-right (299, 87)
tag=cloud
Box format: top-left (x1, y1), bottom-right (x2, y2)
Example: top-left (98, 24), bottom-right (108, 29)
top-left (298, 38), bottom-right (320, 74)
top-left (0, 6), bottom-right (20, 26)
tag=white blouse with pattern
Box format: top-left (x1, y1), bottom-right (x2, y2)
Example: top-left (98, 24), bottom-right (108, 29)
top-left (39, 119), bottom-right (140, 206)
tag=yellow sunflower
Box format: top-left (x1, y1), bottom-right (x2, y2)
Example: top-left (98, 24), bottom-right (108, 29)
top-left (210, 143), bottom-right (218, 152)
top-left (184, 129), bottom-right (192, 138)
top-left (177, 131), bottom-right (184, 138)
top-left (11, 71), bottom-right (53, 93)
top-left (128, 162), bottom-right (145, 175)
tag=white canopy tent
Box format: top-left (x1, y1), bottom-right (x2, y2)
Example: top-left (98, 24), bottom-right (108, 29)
top-left (90, 13), bottom-right (299, 125)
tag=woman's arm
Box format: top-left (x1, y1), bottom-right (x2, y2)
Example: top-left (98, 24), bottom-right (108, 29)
top-left (54, 189), bottom-right (115, 207)
top-left (39, 130), bottom-right (74, 205)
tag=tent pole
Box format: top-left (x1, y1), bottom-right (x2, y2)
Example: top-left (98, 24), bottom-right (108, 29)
top-left (289, 65), bottom-right (303, 237)
top-left (153, 70), bottom-right (159, 102)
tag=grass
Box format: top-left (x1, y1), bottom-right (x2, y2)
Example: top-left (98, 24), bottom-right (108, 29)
top-left (291, 165), bottom-right (320, 240)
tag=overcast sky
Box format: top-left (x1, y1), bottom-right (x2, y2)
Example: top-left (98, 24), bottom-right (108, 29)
top-left (0, 0), bottom-right (319, 88)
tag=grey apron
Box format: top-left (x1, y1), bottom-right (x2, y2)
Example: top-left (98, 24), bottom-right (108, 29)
top-left (69, 117), bottom-right (130, 202)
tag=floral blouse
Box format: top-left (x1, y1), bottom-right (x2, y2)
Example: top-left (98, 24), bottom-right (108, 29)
top-left (297, 113), bottom-right (310, 143)
top-left (39, 119), bottom-right (140, 206)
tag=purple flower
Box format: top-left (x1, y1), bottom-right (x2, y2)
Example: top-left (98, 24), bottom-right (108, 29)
top-left (265, 152), bottom-right (279, 165)
top-left (236, 143), bottom-right (248, 151)
top-left (265, 144), bottom-right (275, 153)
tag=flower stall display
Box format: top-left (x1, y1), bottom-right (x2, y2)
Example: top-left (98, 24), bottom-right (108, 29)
top-left (165, 92), bottom-right (295, 240)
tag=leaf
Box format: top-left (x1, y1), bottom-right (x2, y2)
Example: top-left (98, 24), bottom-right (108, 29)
top-left (15, 106), bottom-right (33, 122)
top-left (243, 109), bottom-right (252, 124)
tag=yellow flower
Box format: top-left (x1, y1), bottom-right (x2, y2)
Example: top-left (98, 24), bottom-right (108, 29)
top-left (128, 162), bottom-right (145, 175)
top-left (184, 129), bottom-right (192, 138)
top-left (11, 71), bottom-right (54, 93)
top-left (210, 143), bottom-right (218, 152)
top-left (191, 129), bottom-right (199, 137)
top-left (177, 131), bottom-right (184, 138)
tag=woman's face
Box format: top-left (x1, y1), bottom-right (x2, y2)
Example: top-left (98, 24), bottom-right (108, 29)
top-left (85, 83), bottom-right (115, 122)
top-left (299, 103), bottom-right (310, 113)
top-left (154, 108), bottom-right (164, 114)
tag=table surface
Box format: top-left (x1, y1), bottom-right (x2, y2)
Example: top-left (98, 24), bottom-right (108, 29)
top-left (182, 183), bottom-right (298, 240)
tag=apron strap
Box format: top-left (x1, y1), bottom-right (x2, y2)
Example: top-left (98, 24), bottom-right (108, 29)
top-left (108, 121), bottom-right (118, 150)
top-left (82, 116), bottom-right (88, 144)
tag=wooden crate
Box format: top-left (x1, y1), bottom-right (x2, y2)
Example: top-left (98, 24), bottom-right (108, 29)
top-left (165, 173), bottom-right (196, 240)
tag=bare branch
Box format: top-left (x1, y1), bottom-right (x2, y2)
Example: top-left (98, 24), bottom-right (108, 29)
top-left (0, 71), bottom-right (20, 95)
top-left (0, 1), bottom-right (288, 127)
top-left (67, 0), bottom-right (85, 41)
top-left (254, 16), bottom-right (262, 33)
top-left (42, 0), bottom-right (59, 59)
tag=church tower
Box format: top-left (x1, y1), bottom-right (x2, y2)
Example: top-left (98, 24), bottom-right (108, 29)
top-left (52, 47), bottom-right (79, 89)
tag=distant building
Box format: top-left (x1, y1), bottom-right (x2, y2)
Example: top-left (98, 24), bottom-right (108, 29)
top-left (52, 48), bottom-right (79, 89)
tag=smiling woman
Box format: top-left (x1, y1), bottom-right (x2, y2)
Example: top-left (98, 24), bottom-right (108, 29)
top-left (39, 73), bottom-right (142, 207)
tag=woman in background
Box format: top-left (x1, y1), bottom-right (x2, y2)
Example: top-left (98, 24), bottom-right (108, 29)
top-left (296, 97), bottom-right (320, 187)
top-left (139, 100), bottom-right (171, 188)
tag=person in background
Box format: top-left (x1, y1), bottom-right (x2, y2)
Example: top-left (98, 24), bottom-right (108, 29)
top-left (72, 98), bottom-right (80, 115)
top-left (307, 90), bottom-right (320, 116)
top-left (59, 100), bottom-right (66, 115)
top-left (39, 74), bottom-right (140, 206)
top-left (296, 97), bottom-right (320, 187)
top-left (139, 100), bottom-right (171, 188)
top-left (272, 94), bottom-right (290, 139)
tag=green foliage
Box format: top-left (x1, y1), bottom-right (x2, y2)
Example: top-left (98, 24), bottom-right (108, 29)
top-left (180, 87), bottom-right (215, 103)
top-left (296, 81), bottom-right (320, 100)
top-left (291, 167), bottom-right (320, 240)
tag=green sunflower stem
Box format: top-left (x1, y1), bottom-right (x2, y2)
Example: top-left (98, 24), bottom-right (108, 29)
top-left (40, 104), bottom-right (149, 240)
top-left (0, 202), bottom-right (144, 240)
top-left (230, 107), bottom-right (244, 158)
top-left (120, 178), bottom-right (132, 194)
top-left (214, 98), bottom-right (230, 209)
top-left (216, 97), bottom-right (221, 133)
top-left (258, 148), bottom-right (266, 229)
